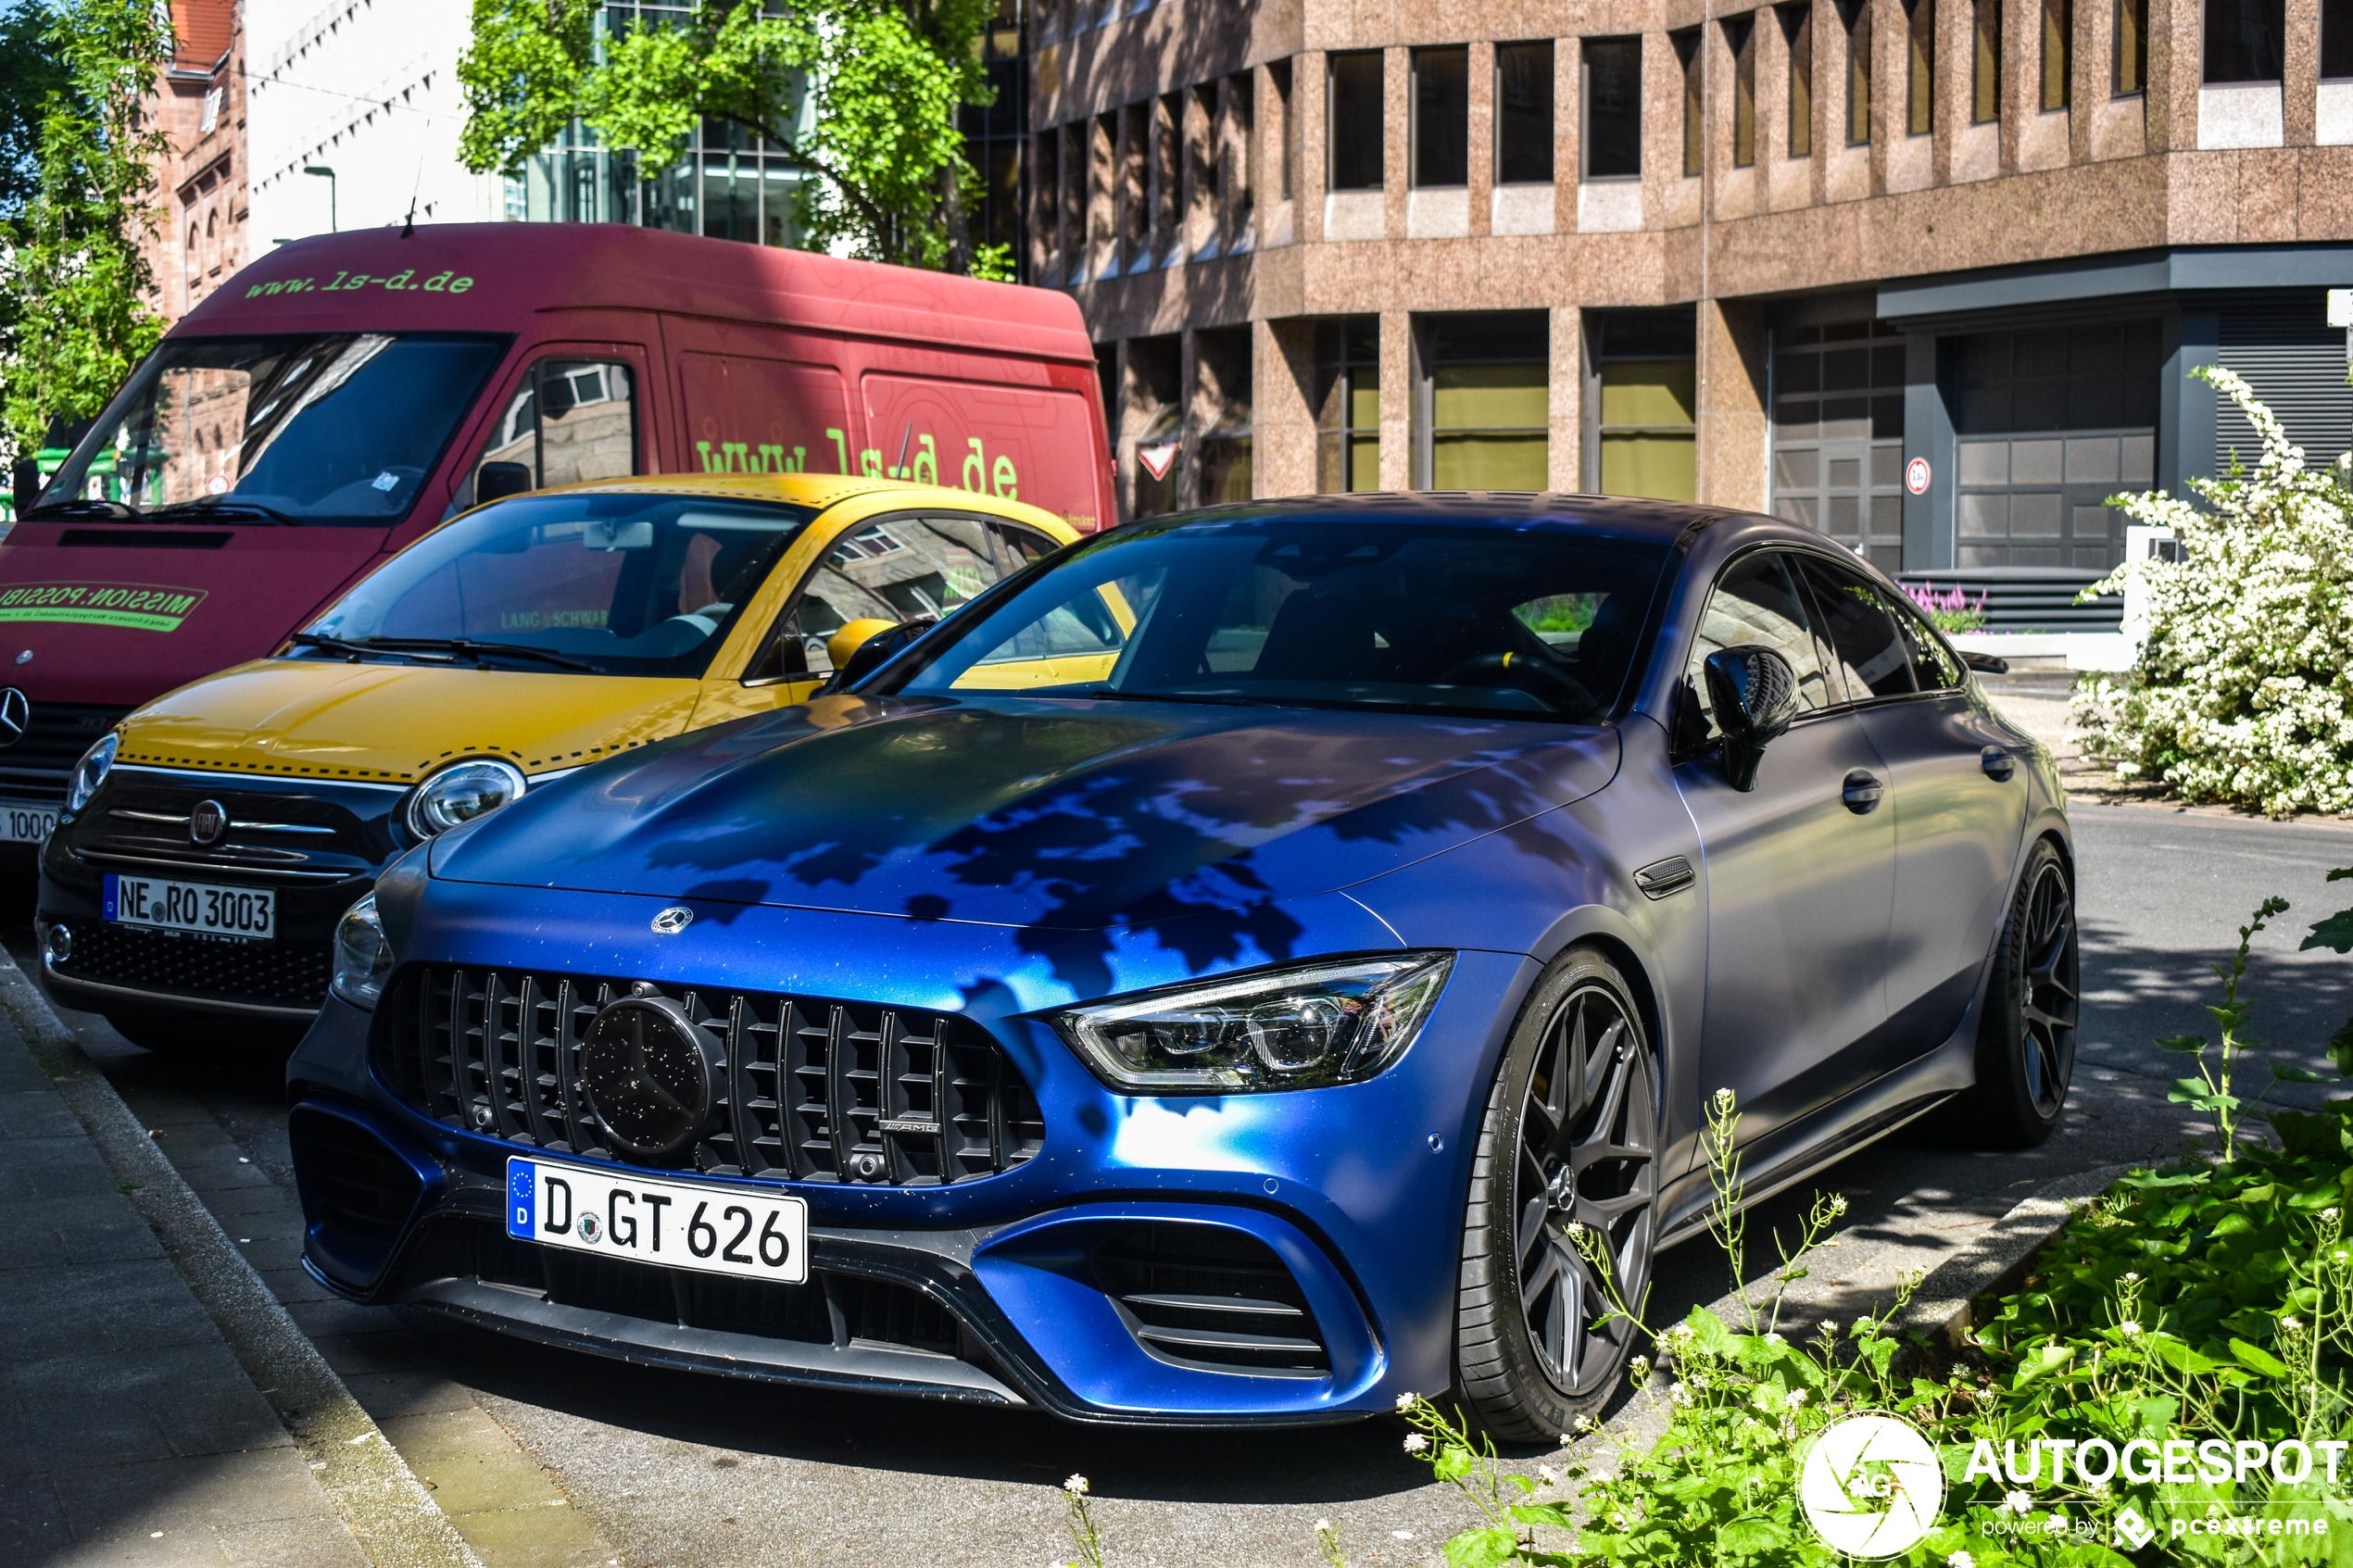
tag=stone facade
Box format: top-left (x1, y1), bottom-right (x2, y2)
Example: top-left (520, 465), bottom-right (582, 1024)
top-left (142, 0), bottom-right (247, 327)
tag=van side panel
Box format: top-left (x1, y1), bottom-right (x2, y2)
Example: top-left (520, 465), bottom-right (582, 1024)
top-left (676, 354), bottom-right (856, 479)
top-left (862, 373), bottom-right (1101, 533)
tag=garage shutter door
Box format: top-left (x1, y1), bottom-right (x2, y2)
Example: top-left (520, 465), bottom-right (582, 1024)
top-left (2217, 296), bottom-right (2352, 472)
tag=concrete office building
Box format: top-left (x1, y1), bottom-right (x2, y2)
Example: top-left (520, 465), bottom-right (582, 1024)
top-left (1033, 0), bottom-right (2353, 621)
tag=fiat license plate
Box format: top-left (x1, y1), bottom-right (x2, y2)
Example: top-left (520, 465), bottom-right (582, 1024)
top-left (0, 801), bottom-right (56, 843)
top-left (102, 873), bottom-right (275, 940)
top-left (506, 1157), bottom-right (810, 1285)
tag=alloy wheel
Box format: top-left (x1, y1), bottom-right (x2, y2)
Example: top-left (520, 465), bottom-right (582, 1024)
top-left (2020, 859), bottom-right (2080, 1120)
top-left (1516, 983), bottom-right (1656, 1396)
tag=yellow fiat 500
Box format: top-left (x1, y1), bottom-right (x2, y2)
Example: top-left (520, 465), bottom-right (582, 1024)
top-left (37, 476), bottom-right (1082, 1048)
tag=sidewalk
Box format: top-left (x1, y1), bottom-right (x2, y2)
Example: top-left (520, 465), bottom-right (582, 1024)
top-left (0, 1004), bottom-right (370, 1566)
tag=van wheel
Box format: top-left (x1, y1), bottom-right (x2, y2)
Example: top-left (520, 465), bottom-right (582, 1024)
top-left (1957, 838), bottom-right (2078, 1148)
top-left (1453, 945), bottom-right (1659, 1440)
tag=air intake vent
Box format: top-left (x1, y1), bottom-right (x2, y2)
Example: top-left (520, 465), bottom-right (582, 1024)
top-left (53, 922), bottom-right (332, 1009)
top-left (1094, 1223), bottom-right (1329, 1377)
top-left (374, 966), bottom-right (1046, 1186)
top-left (290, 1109), bottom-right (423, 1244)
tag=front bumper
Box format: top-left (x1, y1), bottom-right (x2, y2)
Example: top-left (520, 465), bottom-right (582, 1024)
top-left (286, 886), bottom-right (1539, 1424)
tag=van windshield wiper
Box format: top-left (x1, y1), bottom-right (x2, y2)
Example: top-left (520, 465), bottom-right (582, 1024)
top-left (149, 499), bottom-right (305, 526)
top-left (359, 636), bottom-right (598, 673)
top-left (25, 497), bottom-right (145, 521)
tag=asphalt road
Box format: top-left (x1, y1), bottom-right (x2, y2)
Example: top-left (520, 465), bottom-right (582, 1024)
top-left (14, 798), bottom-right (2350, 1568)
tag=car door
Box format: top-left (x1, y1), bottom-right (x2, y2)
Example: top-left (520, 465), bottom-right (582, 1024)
top-left (1675, 548), bottom-right (1897, 1146)
top-left (1797, 555), bottom-right (2031, 1052)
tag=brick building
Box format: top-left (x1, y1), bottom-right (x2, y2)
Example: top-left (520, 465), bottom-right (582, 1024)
top-left (1033, 0), bottom-right (2353, 621)
top-left (142, 0), bottom-right (247, 325)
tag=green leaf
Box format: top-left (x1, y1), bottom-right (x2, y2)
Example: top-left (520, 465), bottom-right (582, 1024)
top-left (2157, 1034), bottom-right (2211, 1055)
top-left (2273, 1064), bottom-right (2333, 1084)
top-left (1508, 1503), bottom-right (1578, 1531)
top-left (2147, 1336), bottom-right (2222, 1375)
top-left (1431, 1444), bottom-right (1475, 1484)
top-left (2015, 1343), bottom-right (2076, 1386)
top-left (2331, 1017), bottom-right (2353, 1077)
top-left (2229, 1336), bottom-right (2293, 1377)
top-left (1684, 1305), bottom-right (1734, 1358)
top-left (2304, 909), bottom-right (2353, 953)
top-left (1716, 1519), bottom-right (1792, 1554)
top-left (1441, 1527), bottom-right (1519, 1568)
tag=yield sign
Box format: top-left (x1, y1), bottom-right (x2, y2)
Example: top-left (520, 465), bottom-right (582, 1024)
top-left (1137, 441), bottom-right (1178, 481)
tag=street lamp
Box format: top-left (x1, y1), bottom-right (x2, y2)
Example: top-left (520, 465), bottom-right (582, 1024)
top-left (304, 165), bottom-right (336, 232)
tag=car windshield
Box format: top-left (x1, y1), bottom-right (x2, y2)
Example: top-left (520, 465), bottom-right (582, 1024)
top-left (37, 332), bottom-right (505, 523)
top-left (884, 513), bottom-right (1672, 722)
top-left (293, 492), bottom-right (818, 678)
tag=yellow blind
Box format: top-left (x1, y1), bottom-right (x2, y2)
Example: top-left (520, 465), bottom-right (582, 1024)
top-left (1432, 363), bottom-right (1545, 429)
top-left (1599, 359), bottom-right (1696, 427)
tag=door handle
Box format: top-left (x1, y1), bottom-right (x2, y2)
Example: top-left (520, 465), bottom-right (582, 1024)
top-left (1842, 771), bottom-right (1883, 813)
top-left (1981, 746), bottom-right (2017, 782)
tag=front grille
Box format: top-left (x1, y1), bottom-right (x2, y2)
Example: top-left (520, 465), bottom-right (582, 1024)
top-left (1094, 1223), bottom-right (1329, 1377)
top-left (375, 966), bottom-right (1047, 1186)
top-left (54, 922), bottom-right (331, 1009)
top-left (290, 1109), bottom-right (422, 1243)
top-left (0, 703), bottom-right (128, 803)
top-left (437, 1218), bottom-right (963, 1356)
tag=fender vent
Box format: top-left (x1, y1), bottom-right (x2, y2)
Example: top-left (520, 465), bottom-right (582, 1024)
top-left (1093, 1223), bottom-right (1329, 1377)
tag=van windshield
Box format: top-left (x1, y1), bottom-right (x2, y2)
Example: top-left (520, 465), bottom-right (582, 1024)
top-left (37, 332), bottom-right (505, 525)
top-left (292, 492), bottom-right (819, 678)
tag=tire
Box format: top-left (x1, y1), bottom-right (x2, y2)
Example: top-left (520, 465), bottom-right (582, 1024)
top-left (1453, 944), bottom-right (1661, 1440)
top-left (1955, 837), bottom-right (2079, 1148)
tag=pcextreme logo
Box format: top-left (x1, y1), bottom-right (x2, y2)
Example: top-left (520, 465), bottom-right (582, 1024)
top-left (1797, 1411), bottom-right (1946, 1558)
top-left (0, 582), bottom-right (208, 632)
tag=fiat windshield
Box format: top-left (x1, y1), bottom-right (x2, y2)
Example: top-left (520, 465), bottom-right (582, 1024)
top-left (883, 512), bottom-right (1674, 723)
top-left (34, 332), bottom-right (506, 524)
top-left (288, 492), bottom-right (819, 678)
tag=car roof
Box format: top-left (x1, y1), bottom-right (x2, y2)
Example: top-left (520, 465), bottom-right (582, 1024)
top-left (1145, 491), bottom-right (1739, 544)
top-left (479, 471), bottom-right (1085, 540)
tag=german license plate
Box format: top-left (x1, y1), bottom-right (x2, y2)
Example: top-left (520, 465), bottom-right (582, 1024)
top-left (101, 873), bottom-right (276, 940)
top-left (0, 801), bottom-right (56, 843)
top-left (505, 1157), bottom-right (810, 1285)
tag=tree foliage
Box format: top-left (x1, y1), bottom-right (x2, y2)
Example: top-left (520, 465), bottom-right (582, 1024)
top-left (0, 0), bottom-right (174, 459)
top-left (457, 0), bottom-right (1007, 276)
top-left (0, 4), bottom-right (72, 220)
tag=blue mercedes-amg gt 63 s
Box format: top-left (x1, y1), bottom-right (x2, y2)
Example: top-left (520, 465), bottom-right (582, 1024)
top-left (286, 495), bottom-right (2075, 1436)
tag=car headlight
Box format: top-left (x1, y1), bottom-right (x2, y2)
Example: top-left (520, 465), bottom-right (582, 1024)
top-left (405, 759), bottom-right (525, 838)
top-left (1056, 952), bottom-right (1454, 1093)
top-left (331, 893), bottom-right (392, 1010)
top-left (66, 731), bottom-right (119, 815)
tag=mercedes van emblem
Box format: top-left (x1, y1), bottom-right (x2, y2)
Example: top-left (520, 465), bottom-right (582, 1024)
top-left (0, 688), bottom-right (28, 746)
top-left (650, 907), bottom-right (694, 935)
top-left (188, 799), bottom-right (227, 845)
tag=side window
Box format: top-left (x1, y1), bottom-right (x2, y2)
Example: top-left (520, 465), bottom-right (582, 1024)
top-left (460, 358), bottom-right (637, 508)
top-left (1681, 551), bottom-right (1836, 741)
top-left (752, 513), bottom-right (1008, 680)
top-left (1887, 599), bottom-right (1965, 691)
top-left (1793, 556), bottom-right (1919, 701)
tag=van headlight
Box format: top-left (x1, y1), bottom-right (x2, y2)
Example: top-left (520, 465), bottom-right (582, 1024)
top-left (405, 759), bottom-right (525, 838)
top-left (1055, 953), bottom-right (1453, 1093)
top-left (66, 732), bottom-right (120, 815)
top-left (331, 893), bottom-right (392, 1010)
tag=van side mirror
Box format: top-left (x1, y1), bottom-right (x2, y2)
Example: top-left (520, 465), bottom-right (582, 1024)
top-left (1702, 645), bottom-right (1799, 792)
top-left (824, 616), bottom-right (937, 692)
top-left (474, 461), bottom-right (533, 506)
top-left (10, 458), bottom-right (39, 520)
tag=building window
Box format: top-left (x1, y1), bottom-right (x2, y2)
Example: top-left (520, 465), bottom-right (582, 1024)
top-left (1413, 46), bottom-right (1470, 186)
top-left (1584, 36), bottom-right (1643, 178)
top-left (1772, 322), bottom-right (1906, 571)
top-left (1196, 326), bottom-right (1253, 505)
top-left (1496, 42), bottom-right (1555, 183)
top-left (1784, 6), bottom-right (1815, 156)
top-left (1673, 30), bottom-right (1705, 175)
top-left (1974, 0), bottom-right (2002, 119)
top-left (1271, 58), bottom-right (1295, 199)
top-left (2327, 0), bottom-right (2353, 77)
top-left (2205, 0), bottom-right (2284, 81)
top-left (1729, 16), bottom-right (1759, 166)
top-left (1128, 335), bottom-right (1182, 519)
top-left (2116, 0), bottom-right (2148, 91)
top-left (1329, 51), bottom-right (1384, 190)
top-left (1906, 0), bottom-right (1934, 132)
top-left (1316, 318), bottom-right (1381, 492)
top-left (1229, 72), bottom-right (1256, 242)
top-left (1421, 313), bottom-right (1549, 490)
top-left (2043, 0), bottom-right (2072, 108)
top-left (1843, 0), bottom-right (1872, 144)
top-left (1593, 310), bottom-right (1697, 502)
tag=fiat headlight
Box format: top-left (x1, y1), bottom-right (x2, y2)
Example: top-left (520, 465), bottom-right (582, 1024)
top-left (405, 759), bottom-right (525, 838)
top-left (1056, 953), bottom-right (1454, 1093)
top-left (331, 893), bottom-right (392, 1010)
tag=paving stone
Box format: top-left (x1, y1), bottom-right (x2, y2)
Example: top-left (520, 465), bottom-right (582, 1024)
top-left (285, 1297), bottom-right (405, 1340)
top-left (0, 1470), bottom-right (70, 1558)
top-left (217, 1516), bottom-right (371, 1567)
top-left (0, 1088), bottom-right (84, 1139)
top-left (443, 1499), bottom-right (612, 1568)
top-left (354, 1367), bottom-right (487, 1424)
top-left (312, 1327), bottom-right (443, 1377)
top-left (53, 1449), bottom-right (342, 1536)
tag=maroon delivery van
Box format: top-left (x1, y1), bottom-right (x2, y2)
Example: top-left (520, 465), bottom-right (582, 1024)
top-left (2, 223), bottom-right (1114, 847)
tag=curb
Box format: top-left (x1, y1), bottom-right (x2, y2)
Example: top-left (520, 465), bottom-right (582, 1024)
top-left (0, 948), bottom-right (484, 1568)
top-left (1901, 1160), bottom-right (2139, 1352)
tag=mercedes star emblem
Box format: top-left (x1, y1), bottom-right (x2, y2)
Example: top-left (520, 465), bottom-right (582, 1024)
top-left (0, 688), bottom-right (27, 747)
top-left (650, 907), bottom-right (694, 935)
top-left (188, 799), bottom-right (227, 846)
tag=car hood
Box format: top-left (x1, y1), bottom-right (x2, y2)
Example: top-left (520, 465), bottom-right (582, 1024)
top-left (113, 659), bottom-right (704, 785)
top-left (430, 693), bottom-right (1620, 934)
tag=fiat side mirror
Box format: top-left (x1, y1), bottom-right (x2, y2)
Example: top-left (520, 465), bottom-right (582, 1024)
top-left (823, 615), bottom-right (939, 692)
top-left (474, 461), bottom-right (533, 506)
top-left (1703, 645), bottom-right (1800, 792)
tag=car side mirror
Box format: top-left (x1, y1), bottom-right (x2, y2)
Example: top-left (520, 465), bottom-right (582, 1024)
top-left (474, 461), bottom-right (533, 506)
top-left (9, 458), bottom-right (39, 521)
top-left (1958, 649), bottom-right (2009, 674)
top-left (1703, 645), bottom-right (1800, 792)
top-left (823, 615), bottom-right (938, 692)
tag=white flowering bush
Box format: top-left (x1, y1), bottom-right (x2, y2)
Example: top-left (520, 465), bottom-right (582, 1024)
top-left (2071, 368), bottom-right (2353, 817)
